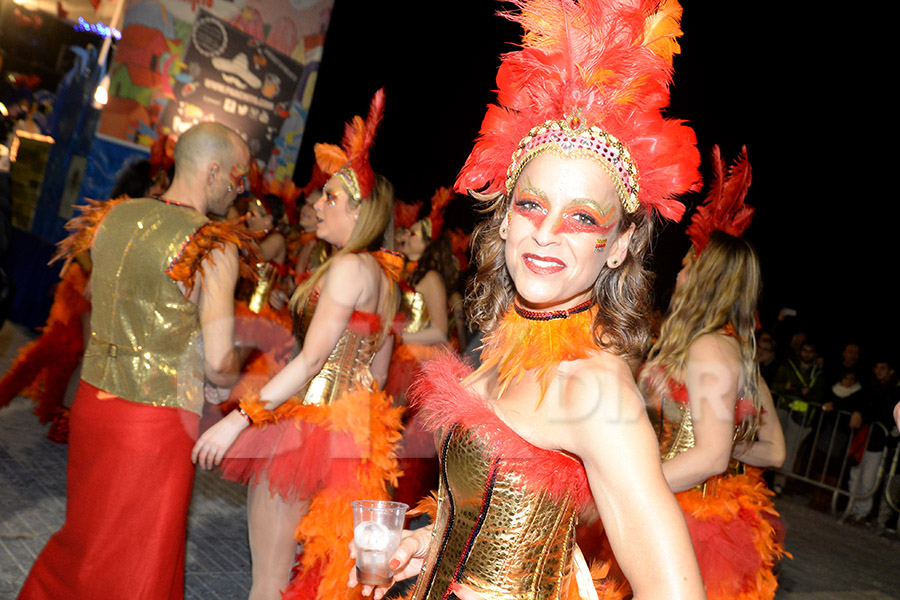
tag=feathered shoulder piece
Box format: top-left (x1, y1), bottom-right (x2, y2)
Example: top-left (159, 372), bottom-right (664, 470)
top-left (51, 195), bottom-right (133, 274)
top-left (313, 88), bottom-right (386, 202)
top-left (685, 145), bottom-right (754, 255)
top-left (167, 218), bottom-right (263, 298)
top-left (455, 0), bottom-right (700, 222)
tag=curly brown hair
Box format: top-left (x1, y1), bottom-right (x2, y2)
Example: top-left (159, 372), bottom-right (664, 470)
top-left (466, 190), bottom-right (655, 365)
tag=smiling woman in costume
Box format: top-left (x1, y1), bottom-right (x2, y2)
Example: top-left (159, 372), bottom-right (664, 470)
top-left (191, 90), bottom-right (404, 600)
top-left (349, 1), bottom-right (706, 599)
top-left (640, 146), bottom-right (788, 600)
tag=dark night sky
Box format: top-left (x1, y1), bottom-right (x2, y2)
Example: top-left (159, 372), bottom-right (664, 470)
top-left (296, 1), bottom-right (897, 363)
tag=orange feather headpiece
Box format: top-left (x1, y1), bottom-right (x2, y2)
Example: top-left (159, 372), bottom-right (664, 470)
top-left (421, 186), bottom-right (454, 241)
top-left (456, 0), bottom-right (700, 222)
top-left (313, 88), bottom-right (385, 202)
top-left (685, 145), bottom-right (754, 255)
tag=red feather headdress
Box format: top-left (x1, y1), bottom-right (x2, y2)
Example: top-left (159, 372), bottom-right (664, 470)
top-left (685, 145), bottom-right (754, 255)
top-left (313, 88), bottom-right (385, 202)
top-left (394, 200), bottom-right (423, 230)
top-left (301, 162), bottom-right (329, 199)
top-left (423, 186), bottom-right (454, 241)
top-left (455, 0), bottom-right (700, 222)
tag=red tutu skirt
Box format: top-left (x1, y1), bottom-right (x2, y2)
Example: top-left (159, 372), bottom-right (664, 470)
top-left (219, 386), bottom-right (405, 600)
top-left (677, 467), bottom-right (788, 600)
top-left (18, 381), bottom-right (199, 600)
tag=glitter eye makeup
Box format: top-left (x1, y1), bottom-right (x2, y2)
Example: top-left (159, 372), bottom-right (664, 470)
top-left (512, 190), bottom-right (550, 229)
top-left (554, 199), bottom-right (617, 235)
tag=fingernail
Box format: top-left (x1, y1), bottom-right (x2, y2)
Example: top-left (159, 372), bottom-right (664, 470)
top-left (449, 582), bottom-right (461, 592)
top-left (388, 559), bottom-right (400, 570)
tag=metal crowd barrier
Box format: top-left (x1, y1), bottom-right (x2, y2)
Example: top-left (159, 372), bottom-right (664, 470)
top-left (769, 396), bottom-right (898, 521)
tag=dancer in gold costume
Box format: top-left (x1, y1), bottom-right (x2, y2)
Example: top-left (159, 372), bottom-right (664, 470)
top-left (350, 1), bottom-right (706, 598)
top-left (640, 146), bottom-right (787, 600)
top-left (193, 90), bottom-right (404, 600)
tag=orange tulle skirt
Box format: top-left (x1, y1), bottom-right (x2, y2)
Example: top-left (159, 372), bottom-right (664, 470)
top-left (17, 381), bottom-right (199, 600)
top-left (219, 386), bottom-right (404, 600)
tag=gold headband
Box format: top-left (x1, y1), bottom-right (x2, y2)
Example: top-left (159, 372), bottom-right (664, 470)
top-left (336, 165), bottom-right (362, 202)
top-left (505, 115), bottom-right (640, 213)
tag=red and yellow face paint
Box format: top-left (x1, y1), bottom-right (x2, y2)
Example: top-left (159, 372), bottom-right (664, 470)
top-left (511, 183), bottom-right (619, 237)
top-left (228, 164), bottom-right (248, 194)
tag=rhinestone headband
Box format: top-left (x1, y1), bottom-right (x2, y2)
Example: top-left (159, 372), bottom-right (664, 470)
top-left (505, 115), bottom-right (640, 214)
top-left (336, 165), bottom-right (362, 202)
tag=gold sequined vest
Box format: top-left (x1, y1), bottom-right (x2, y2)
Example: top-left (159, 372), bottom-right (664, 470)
top-left (400, 288), bottom-right (430, 334)
top-left (411, 424), bottom-right (582, 599)
top-left (81, 199), bottom-right (208, 415)
top-left (291, 291), bottom-right (382, 406)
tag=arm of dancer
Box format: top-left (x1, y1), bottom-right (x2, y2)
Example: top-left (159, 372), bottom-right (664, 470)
top-left (197, 244), bottom-right (243, 387)
top-left (401, 270), bottom-right (448, 345)
top-left (561, 358), bottom-right (706, 599)
top-left (733, 376), bottom-right (786, 468)
top-left (661, 333), bottom-right (741, 493)
top-left (192, 253), bottom-right (368, 468)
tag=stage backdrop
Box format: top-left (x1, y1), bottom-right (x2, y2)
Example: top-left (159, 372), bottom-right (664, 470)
top-left (95, 0), bottom-right (333, 185)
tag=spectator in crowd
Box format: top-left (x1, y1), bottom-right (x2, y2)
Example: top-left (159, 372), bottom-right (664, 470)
top-left (846, 358), bottom-right (900, 527)
top-left (757, 331), bottom-right (778, 386)
top-left (772, 340), bottom-right (825, 493)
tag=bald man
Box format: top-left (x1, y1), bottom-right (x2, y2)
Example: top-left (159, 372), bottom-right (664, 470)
top-left (19, 123), bottom-right (252, 600)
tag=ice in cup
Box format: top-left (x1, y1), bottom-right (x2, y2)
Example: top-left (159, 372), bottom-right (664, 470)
top-left (352, 500), bottom-right (408, 586)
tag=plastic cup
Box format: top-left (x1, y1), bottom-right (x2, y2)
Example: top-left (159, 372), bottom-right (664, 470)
top-left (351, 500), bottom-right (408, 586)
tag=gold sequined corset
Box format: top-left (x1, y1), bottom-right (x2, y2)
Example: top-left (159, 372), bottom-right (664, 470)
top-left (646, 378), bottom-right (743, 478)
top-left (291, 290), bottom-right (382, 406)
top-left (81, 199), bottom-right (208, 415)
top-left (400, 289), bottom-right (430, 334)
top-left (411, 424), bottom-right (582, 600)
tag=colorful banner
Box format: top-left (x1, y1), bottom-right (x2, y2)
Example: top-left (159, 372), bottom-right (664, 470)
top-left (97, 0), bottom-right (333, 183)
top-left (157, 9), bottom-right (302, 161)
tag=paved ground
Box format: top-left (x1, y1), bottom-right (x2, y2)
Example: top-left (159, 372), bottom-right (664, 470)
top-left (2, 320), bottom-right (900, 599)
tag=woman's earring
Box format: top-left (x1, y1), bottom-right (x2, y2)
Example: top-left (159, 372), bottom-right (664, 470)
top-left (501, 226), bottom-right (508, 235)
top-left (611, 258), bottom-right (619, 266)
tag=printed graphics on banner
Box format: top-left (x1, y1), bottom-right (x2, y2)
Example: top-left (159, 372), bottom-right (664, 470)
top-left (158, 8), bottom-right (304, 162)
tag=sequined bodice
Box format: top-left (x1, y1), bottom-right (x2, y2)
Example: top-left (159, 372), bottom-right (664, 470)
top-left (81, 199), bottom-right (208, 414)
top-left (411, 357), bottom-right (594, 600)
top-left (412, 426), bottom-right (581, 599)
top-left (645, 379), bottom-right (697, 461)
top-left (400, 289), bottom-right (430, 334)
top-left (645, 377), bottom-right (748, 478)
top-left (292, 290), bottom-right (382, 406)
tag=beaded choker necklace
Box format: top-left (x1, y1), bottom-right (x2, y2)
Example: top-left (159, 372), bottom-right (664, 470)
top-left (513, 299), bottom-right (592, 321)
top-left (479, 299), bottom-right (598, 400)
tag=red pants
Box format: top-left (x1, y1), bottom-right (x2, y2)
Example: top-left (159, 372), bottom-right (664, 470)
top-left (18, 381), bottom-right (200, 600)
